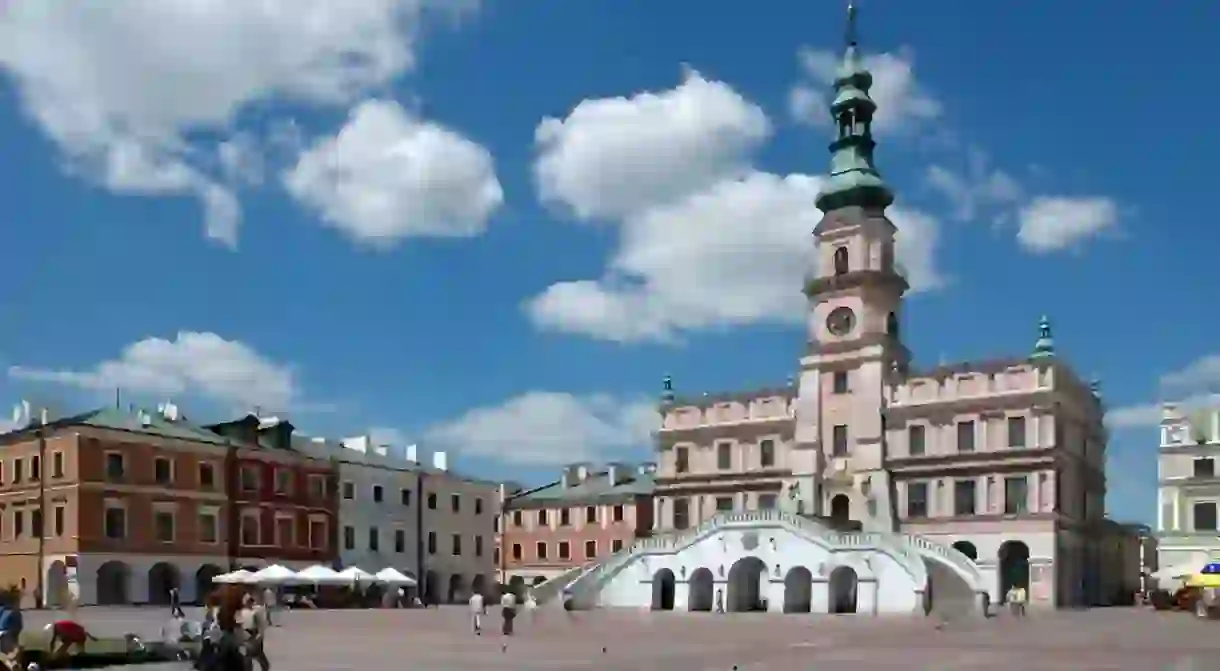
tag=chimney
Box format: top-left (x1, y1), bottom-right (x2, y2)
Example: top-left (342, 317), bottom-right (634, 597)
top-left (432, 451), bottom-right (448, 471)
top-left (562, 463), bottom-right (591, 488)
top-left (637, 462), bottom-right (656, 476)
top-left (343, 436), bottom-right (370, 453)
top-left (371, 442), bottom-right (388, 457)
top-left (606, 462), bottom-right (630, 485)
top-left (406, 445), bottom-right (418, 462)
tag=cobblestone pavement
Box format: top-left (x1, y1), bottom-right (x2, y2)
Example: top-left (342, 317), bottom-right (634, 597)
top-left (22, 606), bottom-right (1220, 670)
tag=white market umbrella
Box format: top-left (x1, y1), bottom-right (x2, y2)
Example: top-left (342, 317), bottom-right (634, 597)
top-left (337, 566), bottom-right (378, 583)
top-left (295, 564), bottom-right (344, 585)
top-left (374, 568), bottom-right (417, 586)
top-left (251, 565), bottom-right (298, 585)
top-left (1152, 564), bottom-right (1198, 585)
top-left (212, 569), bottom-right (254, 584)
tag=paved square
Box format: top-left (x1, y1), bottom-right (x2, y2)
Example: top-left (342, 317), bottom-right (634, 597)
top-left (27, 606), bottom-right (1220, 670)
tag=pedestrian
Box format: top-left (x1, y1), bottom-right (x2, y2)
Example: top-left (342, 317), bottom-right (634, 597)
top-left (45, 619), bottom-right (98, 659)
top-left (0, 588), bottom-right (24, 671)
top-left (1012, 584), bottom-right (1027, 617)
top-left (240, 592), bottom-right (271, 671)
top-left (170, 586), bottom-right (185, 618)
top-left (499, 589), bottom-right (517, 636)
top-left (524, 592), bottom-right (538, 624)
top-left (714, 588), bottom-right (724, 614)
top-left (205, 586), bottom-right (249, 671)
top-left (469, 590), bottom-right (485, 635)
top-left (262, 587), bottom-right (277, 627)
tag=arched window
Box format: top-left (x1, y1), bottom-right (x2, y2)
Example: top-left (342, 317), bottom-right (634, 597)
top-left (833, 247), bottom-right (849, 276)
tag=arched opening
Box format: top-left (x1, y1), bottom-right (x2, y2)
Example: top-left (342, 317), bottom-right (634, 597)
top-left (45, 561), bottom-right (68, 609)
top-left (727, 557), bottom-right (768, 612)
top-left (195, 565), bottom-right (223, 604)
top-left (147, 562), bottom-right (180, 605)
top-left (507, 575), bottom-right (526, 599)
top-left (424, 570), bottom-right (441, 605)
top-left (96, 561), bottom-right (131, 605)
top-left (650, 569), bottom-right (675, 611)
top-left (688, 567), bottom-right (714, 612)
top-left (886, 312), bottom-right (899, 338)
top-left (830, 494), bottom-right (851, 524)
top-left (833, 246), bottom-right (850, 275)
top-left (952, 540), bottom-right (979, 561)
top-left (531, 576), bottom-right (547, 586)
top-left (783, 566), bottom-right (813, 613)
top-left (998, 540), bottom-right (1031, 603)
top-left (471, 574), bottom-right (488, 597)
top-left (828, 565), bottom-right (858, 614)
top-left (448, 574), bottom-right (465, 603)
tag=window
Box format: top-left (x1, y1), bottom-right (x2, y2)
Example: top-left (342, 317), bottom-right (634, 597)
top-left (154, 510), bottom-right (175, 542)
top-left (612, 505), bottom-right (624, 522)
top-left (760, 440), bottom-right (775, 468)
top-left (154, 458), bottom-right (172, 485)
top-left (560, 509), bottom-right (571, 526)
top-left (308, 474), bottom-right (326, 500)
top-left (673, 497), bottom-right (690, 530)
top-left (451, 494), bottom-right (461, 512)
top-left (908, 425), bottom-right (926, 456)
top-left (104, 505), bottom-right (126, 539)
top-left (198, 511), bottom-right (218, 544)
top-left (369, 527), bottom-right (380, 552)
top-left (343, 525), bottom-right (356, 550)
top-left (1007, 416), bottom-right (1026, 448)
top-left (276, 515), bottom-right (295, 547)
top-left (12, 458), bottom-right (23, 483)
top-left (512, 510), bottom-right (523, 526)
top-left (1195, 458), bottom-right (1216, 478)
top-left (907, 482), bottom-right (929, 518)
top-left (538, 510), bottom-right (548, 525)
top-left (832, 425), bottom-right (849, 457)
top-left (372, 485), bottom-right (384, 503)
top-left (612, 539), bottom-right (623, 552)
top-left (427, 531), bottom-right (437, 554)
top-left (758, 494), bottom-right (777, 510)
top-left (241, 513), bottom-right (260, 545)
top-left (954, 480), bottom-right (976, 516)
top-left (395, 529), bottom-right (406, 553)
top-left (427, 493), bottom-right (437, 509)
top-left (1003, 476), bottom-right (1028, 515)
top-left (715, 496), bottom-right (734, 512)
top-left (309, 518), bottom-right (327, 550)
top-left (29, 456), bottom-right (39, 481)
top-left (274, 468), bottom-right (293, 495)
top-left (475, 535), bottom-right (484, 557)
top-left (341, 482), bottom-right (355, 500)
top-left (198, 463), bottom-right (215, 490)
top-left (511, 543), bottom-right (522, 560)
top-left (584, 540), bottom-right (597, 559)
top-left (31, 509), bottom-right (41, 537)
top-left (1195, 502), bottom-right (1219, 531)
top-left (675, 447), bottom-right (689, 473)
top-left (717, 442), bottom-right (732, 470)
top-left (833, 246), bottom-right (849, 275)
top-left (494, 547), bottom-right (500, 565)
top-left (475, 498), bottom-right (484, 515)
top-left (585, 506), bottom-right (597, 523)
top-left (240, 466), bottom-right (258, 491)
top-left (558, 541), bottom-right (570, 560)
top-left (13, 510), bottom-right (23, 537)
top-left (51, 452), bottom-right (64, 479)
top-left (956, 421), bottom-right (975, 453)
top-left (536, 541), bottom-right (548, 560)
top-left (400, 488), bottom-right (412, 506)
top-left (832, 371), bottom-right (849, 394)
top-left (53, 505), bottom-right (65, 537)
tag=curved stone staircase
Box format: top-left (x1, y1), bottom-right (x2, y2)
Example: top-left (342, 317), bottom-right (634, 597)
top-left (536, 509), bottom-right (983, 610)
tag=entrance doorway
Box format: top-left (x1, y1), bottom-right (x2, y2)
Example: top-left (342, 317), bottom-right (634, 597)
top-left (828, 566), bottom-right (858, 614)
top-left (727, 557), bottom-right (768, 612)
top-left (782, 567), bottom-right (813, 613)
top-left (997, 540), bottom-right (1030, 603)
top-left (651, 569), bottom-right (675, 610)
top-left (688, 568), bottom-right (714, 611)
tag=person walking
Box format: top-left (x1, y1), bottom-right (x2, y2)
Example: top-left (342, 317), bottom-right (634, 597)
top-left (714, 588), bottom-right (724, 614)
top-left (169, 586), bottom-right (186, 618)
top-left (469, 590), bottom-right (485, 635)
top-left (261, 587), bottom-right (277, 627)
top-left (240, 592), bottom-right (271, 671)
top-left (499, 590), bottom-right (517, 636)
top-left (0, 589), bottom-right (24, 671)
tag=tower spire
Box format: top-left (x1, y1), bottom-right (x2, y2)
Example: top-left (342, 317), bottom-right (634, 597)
top-left (814, 0), bottom-right (894, 214)
top-left (1031, 315), bottom-right (1056, 359)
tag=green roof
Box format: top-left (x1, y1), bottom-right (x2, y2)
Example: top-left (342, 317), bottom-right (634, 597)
top-left (505, 467), bottom-right (654, 509)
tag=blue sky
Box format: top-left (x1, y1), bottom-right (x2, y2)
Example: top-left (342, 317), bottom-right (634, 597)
top-left (1, 0), bottom-right (1218, 524)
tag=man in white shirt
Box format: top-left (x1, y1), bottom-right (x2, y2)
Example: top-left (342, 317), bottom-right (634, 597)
top-left (469, 591), bottom-right (484, 635)
top-left (499, 591), bottom-right (517, 636)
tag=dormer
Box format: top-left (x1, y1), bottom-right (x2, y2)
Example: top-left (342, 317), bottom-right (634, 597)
top-left (1161, 403), bottom-right (1189, 447)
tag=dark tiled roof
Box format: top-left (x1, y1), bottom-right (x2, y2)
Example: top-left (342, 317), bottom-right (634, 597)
top-left (506, 468), bottom-right (654, 508)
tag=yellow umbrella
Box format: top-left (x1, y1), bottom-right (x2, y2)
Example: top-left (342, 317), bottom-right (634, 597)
top-left (1185, 573), bottom-right (1220, 588)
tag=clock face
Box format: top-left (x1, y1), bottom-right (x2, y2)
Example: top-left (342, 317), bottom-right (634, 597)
top-left (826, 306), bottom-right (856, 336)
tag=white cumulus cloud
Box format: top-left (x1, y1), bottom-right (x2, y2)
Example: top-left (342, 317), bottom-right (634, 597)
top-left (1016, 196), bottom-right (1120, 253)
top-left (1106, 353), bottom-right (1220, 429)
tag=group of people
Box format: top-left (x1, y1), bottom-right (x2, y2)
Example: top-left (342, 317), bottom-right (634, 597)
top-left (468, 588), bottom-right (542, 636)
top-left (192, 585), bottom-right (274, 671)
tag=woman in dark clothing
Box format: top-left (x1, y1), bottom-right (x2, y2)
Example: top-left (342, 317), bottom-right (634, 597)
top-left (200, 586), bottom-right (248, 671)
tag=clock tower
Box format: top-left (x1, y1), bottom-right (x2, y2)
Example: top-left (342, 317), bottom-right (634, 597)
top-left (789, 2), bottom-right (909, 532)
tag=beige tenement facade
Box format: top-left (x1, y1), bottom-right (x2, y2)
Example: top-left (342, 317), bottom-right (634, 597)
top-left (1156, 402), bottom-right (1220, 576)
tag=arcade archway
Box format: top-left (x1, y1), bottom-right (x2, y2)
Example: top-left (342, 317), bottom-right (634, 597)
top-left (829, 565), bottom-right (858, 614)
top-left (952, 540), bottom-right (979, 561)
top-left (727, 557), bottom-right (767, 612)
top-left (998, 540), bottom-right (1030, 603)
top-left (96, 561), bottom-right (131, 605)
top-left (688, 567), bottom-right (714, 612)
top-left (147, 563), bottom-right (180, 605)
top-left (651, 569), bottom-right (675, 610)
top-left (783, 566), bottom-right (813, 613)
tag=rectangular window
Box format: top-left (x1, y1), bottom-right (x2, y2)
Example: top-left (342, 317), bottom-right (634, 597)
top-left (673, 497), bottom-right (690, 530)
top-left (369, 527), bottom-right (380, 552)
top-left (832, 370), bottom-right (849, 394)
top-left (511, 543), bottom-right (522, 560)
top-left (956, 421), bottom-right (975, 453)
top-left (342, 482), bottom-right (355, 500)
top-left (275, 468), bottom-right (293, 495)
top-left (394, 529), bottom-right (406, 553)
top-left (241, 514), bottom-right (260, 545)
top-left (343, 526), bottom-right (356, 550)
top-left (13, 509), bottom-right (23, 537)
top-left (475, 535), bottom-right (484, 557)
top-left (538, 510), bottom-right (548, 526)
top-left (717, 443), bottom-right (732, 470)
top-left (199, 511), bottom-right (218, 543)
top-left (560, 508), bottom-right (571, 526)
top-left (372, 485), bottom-right (384, 503)
top-left (512, 510), bottom-right (523, 526)
top-left (309, 519), bottom-right (327, 550)
top-left (475, 498), bottom-right (484, 515)
top-left (427, 493), bottom-right (437, 509)
top-left (584, 540), bottom-right (597, 559)
top-left (908, 425), bottom-right (926, 456)
top-left (451, 494), bottom-right (461, 512)
top-left (52, 452), bottom-right (64, 479)
top-left (907, 482), bottom-right (929, 518)
top-left (31, 509), bottom-right (42, 537)
top-left (715, 496), bottom-right (734, 512)
top-left (760, 439), bottom-right (776, 468)
top-left (675, 447), bottom-right (689, 473)
top-left (53, 505), bottom-right (65, 537)
top-left (612, 505), bottom-right (624, 522)
top-left (494, 547), bottom-right (500, 565)
top-left (585, 506), bottom-right (597, 523)
top-left (400, 488), bottom-right (412, 506)
top-left (428, 531), bottom-right (437, 555)
top-left (452, 534), bottom-right (462, 555)
top-left (1195, 502), bottom-right (1219, 531)
top-left (29, 455), bottom-right (39, 481)
top-left (309, 475), bottom-right (326, 500)
top-left (612, 539), bottom-right (623, 552)
top-left (536, 541), bottom-right (548, 560)
top-left (1195, 458), bottom-right (1216, 478)
top-left (558, 541), bottom-right (570, 560)
top-left (154, 511), bottom-right (175, 542)
top-left (104, 506), bottom-right (125, 539)
top-left (276, 516), bottom-right (295, 547)
top-left (1007, 416), bottom-right (1027, 448)
top-left (832, 425), bottom-right (849, 457)
top-left (199, 463), bottom-right (216, 490)
top-left (154, 458), bottom-right (172, 485)
top-left (758, 494), bottom-right (777, 510)
top-left (11, 458), bottom-right (22, 483)
top-left (241, 466), bottom-right (258, 491)
top-left (954, 479), bottom-right (977, 516)
top-left (1003, 476), bottom-right (1029, 515)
